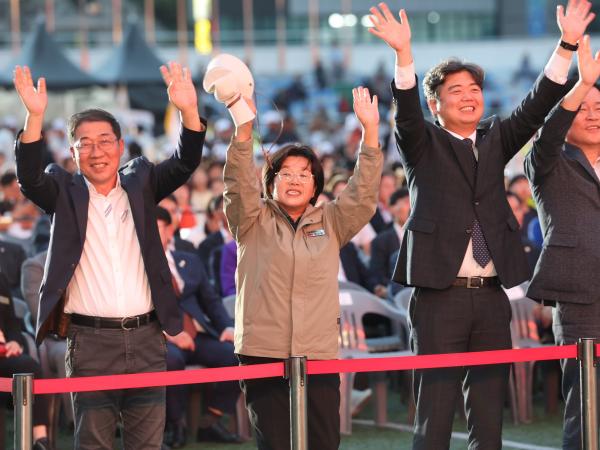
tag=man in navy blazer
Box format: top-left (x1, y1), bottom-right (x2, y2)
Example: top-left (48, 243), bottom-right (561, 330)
top-left (525, 40), bottom-right (600, 449)
top-left (370, 2), bottom-right (591, 448)
top-left (14, 63), bottom-right (206, 449)
top-left (156, 207), bottom-right (239, 447)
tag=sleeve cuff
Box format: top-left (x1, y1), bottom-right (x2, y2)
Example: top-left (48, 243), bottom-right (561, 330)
top-left (394, 62), bottom-right (417, 90)
top-left (544, 52), bottom-right (571, 85)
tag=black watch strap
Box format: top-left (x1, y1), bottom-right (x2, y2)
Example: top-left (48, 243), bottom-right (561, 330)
top-left (559, 40), bottom-right (579, 51)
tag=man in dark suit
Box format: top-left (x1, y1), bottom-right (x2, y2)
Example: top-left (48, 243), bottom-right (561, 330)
top-left (0, 238), bottom-right (26, 298)
top-left (14, 63), bottom-right (206, 450)
top-left (339, 241), bottom-right (377, 292)
top-left (525, 40), bottom-right (600, 450)
top-left (369, 2), bottom-right (590, 448)
top-left (156, 207), bottom-right (240, 447)
top-left (369, 187), bottom-right (410, 289)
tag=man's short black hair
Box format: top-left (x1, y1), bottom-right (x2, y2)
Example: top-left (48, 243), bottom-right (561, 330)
top-left (389, 187), bottom-right (409, 207)
top-left (262, 144), bottom-right (324, 206)
top-left (506, 190), bottom-right (522, 205)
top-left (0, 171), bottom-right (16, 187)
top-left (423, 58), bottom-right (485, 101)
top-left (67, 109), bottom-right (121, 143)
top-left (156, 206), bottom-right (172, 226)
top-left (207, 195), bottom-right (224, 216)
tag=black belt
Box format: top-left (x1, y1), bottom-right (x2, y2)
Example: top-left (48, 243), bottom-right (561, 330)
top-left (70, 311), bottom-right (157, 330)
top-left (452, 276), bottom-right (500, 289)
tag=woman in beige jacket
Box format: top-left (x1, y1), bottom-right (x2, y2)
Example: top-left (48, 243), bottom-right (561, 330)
top-left (223, 87), bottom-right (383, 450)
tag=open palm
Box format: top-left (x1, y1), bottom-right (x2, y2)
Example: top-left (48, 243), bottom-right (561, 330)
top-left (13, 66), bottom-right (47, 116)
top-left (368, 3), bottom-right (411, 52)
top-left (353, 87), bottom-right (379, 128)
top-left (160, 62), bottom-right (198, 112)
top-left (557, 0), bottom-right (595, 44)
top-left (577, 36), bottom-right (600, 86)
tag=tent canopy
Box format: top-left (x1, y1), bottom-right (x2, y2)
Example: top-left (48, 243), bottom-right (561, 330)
top-left (96, 22), bottom-right (167, 85)
top-left (0, 20), bottom-right (99, 89)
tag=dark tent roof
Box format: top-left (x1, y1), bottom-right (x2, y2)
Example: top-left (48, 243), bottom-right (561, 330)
top-left (96, 22), bottom-right (166, 85)
top-left (0, 20), bottom-right (98, 89)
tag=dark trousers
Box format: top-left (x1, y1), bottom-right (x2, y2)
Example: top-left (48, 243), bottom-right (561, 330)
top-left (408, 285), bottom-right (512, 450)
top-left (237, 354), bottom-right (340, 450)
top-left (165, 334), bottom-right (240, 423)
top-left (0, 353), bottom-right (49, 427)
top-left (553, 301), bottom-right (600, 450)
top-left (66, 321), bottom-right (167, 450)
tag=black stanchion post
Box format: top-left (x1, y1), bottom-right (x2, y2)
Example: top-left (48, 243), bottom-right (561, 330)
top-left (577, 338), bottom-right (598, 450)
top-left (287, 356), bottom-right (307, 450)
top-left (12, 373), bottom-right (34, 450)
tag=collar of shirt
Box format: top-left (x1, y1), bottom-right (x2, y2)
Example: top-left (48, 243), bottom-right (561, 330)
top-left (166, 249), bottom-right (185, 293)
top-left (82, 173), bottom-right (122, 197)
top-left (444, 128), bottom-right (477, 144)
top-left (594, 157), bottom-right (600, 180)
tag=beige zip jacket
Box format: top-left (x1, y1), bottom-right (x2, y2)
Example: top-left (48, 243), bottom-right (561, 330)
top-left (223, 139), bottom-right (383, 359)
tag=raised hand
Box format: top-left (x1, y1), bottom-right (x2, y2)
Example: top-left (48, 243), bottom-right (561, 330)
top-left (353, 87), bottom-right (379, 148)
top-left (160, 62), bottom-right (197, 113)
top-left (577, 35), bottom-right (600, 86)
top-left (13, 66), bottom-right (47, 117)
top-left (353, 87), bottom-right (379, 128)
top-left (368, 3), bottom-right (411, 53)
top-left (160, 62), bottom-right (203, 131)
top-left (557, 0), bottom-right (595, 45)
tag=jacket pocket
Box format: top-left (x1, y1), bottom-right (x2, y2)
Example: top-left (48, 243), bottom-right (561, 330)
top-left (545, 232), bottom-right (577, 248)
top-left (405, 217), bottom-right (436, 234)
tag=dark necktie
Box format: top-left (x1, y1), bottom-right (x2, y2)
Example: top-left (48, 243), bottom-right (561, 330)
top-left (464, 138), bottom-right (491, 268)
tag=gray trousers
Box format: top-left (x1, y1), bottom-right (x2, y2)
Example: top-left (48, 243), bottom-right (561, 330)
top-left (553, 301), bottom-right (600, 450)
top-left (66, 320), bottom-right (167, 450)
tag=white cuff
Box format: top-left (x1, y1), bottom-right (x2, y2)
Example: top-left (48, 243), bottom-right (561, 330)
top-left (544, 52), bottom-right (571, 85)
top-left (394, 62), bottom-right (417, 90)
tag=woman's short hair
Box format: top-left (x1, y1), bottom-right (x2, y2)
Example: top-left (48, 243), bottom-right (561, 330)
top-left (262, 144), bottom-right (324, 206)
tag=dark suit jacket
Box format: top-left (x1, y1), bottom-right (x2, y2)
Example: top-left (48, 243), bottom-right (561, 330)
top-left (369, 207), bottom-right (392, 234)
top-left (340, 242), bottom-right (377, 292)
top-left (0, 272), bottom-right (25, 348)
top-left (15, 125), bottom-right (206, 343)
top-left (172, 250), bottom-right (233, 338)
top-left (197, 231), bottom-right (225, 271)
top-left (0, 239), bottom-right (26, 298)
top-left (525, 106), bottom-right (600, 305)
top-left (369, 226), bottom-right (401, 286)
top-left (391, 74), bottom-right (566, 289)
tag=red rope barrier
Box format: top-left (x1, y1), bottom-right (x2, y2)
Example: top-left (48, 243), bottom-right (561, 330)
top-left (0, 344), bottom-right (580, 394)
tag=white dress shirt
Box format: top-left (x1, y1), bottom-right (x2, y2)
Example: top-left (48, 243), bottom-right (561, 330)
top-left (64, 176), bottom-right (153, 317)
top-left (393, 53), bottom-right (571, 278)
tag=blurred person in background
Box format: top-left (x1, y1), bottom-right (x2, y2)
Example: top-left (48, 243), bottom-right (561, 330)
top-left (370, 1), bottom-right (588, 447)
top-left (370, 187), bottom-right (410, 295)
top-left (224, 87), bottom-right (382, 450)
top-left (160, 194), bottom-right (197, 253)
top-left (189, 166), bottom-right (213, 212)
top-left (156, 207), bottom-right (240, 447)
top-left (0, 273), bottom-right (55, 450)
top-left (370, 169), bottom-right (396, 233)
top-left (524, 37), bottom-right (600, 450)
top-left (506, 191), bottom-right (540, 273)
top-left (507, 173), bottom-right (538, 237)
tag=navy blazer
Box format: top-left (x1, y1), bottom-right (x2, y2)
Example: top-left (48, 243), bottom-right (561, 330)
top-left (391, 74), bottom-right (567, 289)
top-left (15, 125), bottom-right (206, 343)
top-left (172, 250), bottom-right (233, 338)
top-left (525, 106), bottom-right (600, 305)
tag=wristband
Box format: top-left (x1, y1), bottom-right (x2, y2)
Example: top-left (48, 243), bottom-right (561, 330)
top-left (559, 40), bottom-right (579, 51)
